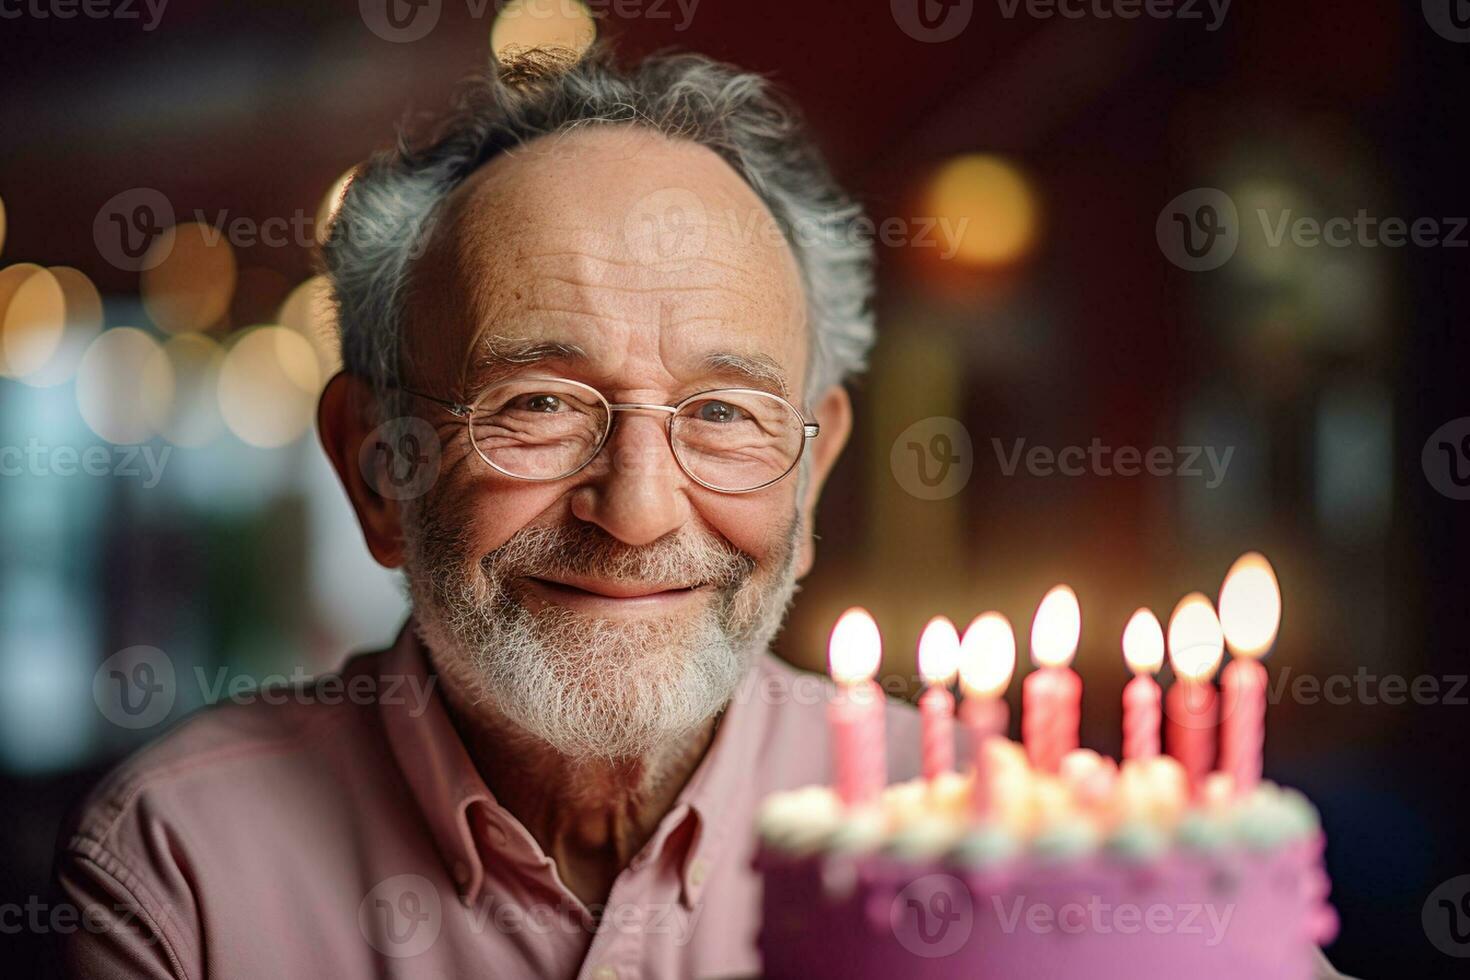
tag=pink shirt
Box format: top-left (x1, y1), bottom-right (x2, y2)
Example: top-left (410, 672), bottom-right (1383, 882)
top-left (55, 623), bottom-right (922, 979)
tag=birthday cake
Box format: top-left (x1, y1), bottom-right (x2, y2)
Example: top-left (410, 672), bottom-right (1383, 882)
top-left (755, 747), bottom-right (1336, 979)
top-left (755, 555), bottom-right (1336, 979)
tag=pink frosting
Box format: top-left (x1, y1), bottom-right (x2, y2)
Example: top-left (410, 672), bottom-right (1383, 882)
top-left (756, 835), bottom-right (1335, 979)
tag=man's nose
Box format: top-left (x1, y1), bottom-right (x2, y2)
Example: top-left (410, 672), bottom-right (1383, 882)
top-left (568, 412), bottom-right (690, 546)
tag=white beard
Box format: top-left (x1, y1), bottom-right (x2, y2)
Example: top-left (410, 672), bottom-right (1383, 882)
top-left (403, 514), bottom-right (800, 762)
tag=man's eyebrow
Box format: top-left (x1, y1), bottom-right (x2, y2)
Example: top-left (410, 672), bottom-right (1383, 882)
top-left (469, 336), bottom-right (589, 380)
top-left (702, 351), bottom-right (792, 398)
top-left (467, 337), bottom-right (792, 398)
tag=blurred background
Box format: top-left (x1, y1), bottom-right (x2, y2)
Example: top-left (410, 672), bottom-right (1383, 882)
top-left (2, 0), bottom-right (1468, 976)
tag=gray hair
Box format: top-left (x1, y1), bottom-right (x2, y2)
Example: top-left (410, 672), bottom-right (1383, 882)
top-left (321, 46), bottom-right (875, 404)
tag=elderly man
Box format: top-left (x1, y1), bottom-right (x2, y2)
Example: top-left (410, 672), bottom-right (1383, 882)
top-left (54, 48), bottom-right (921, 979)
top-left (55, 47), bottom-right (1353, 980)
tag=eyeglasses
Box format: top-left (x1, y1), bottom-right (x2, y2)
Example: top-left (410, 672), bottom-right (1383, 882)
top-left (397, 376), bottom-right (820, 494)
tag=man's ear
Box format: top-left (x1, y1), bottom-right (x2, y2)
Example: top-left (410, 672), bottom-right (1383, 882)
top-left (794, 383), bottom-right (853, 579)
top-left (318, 372), bottom-right (405, 568)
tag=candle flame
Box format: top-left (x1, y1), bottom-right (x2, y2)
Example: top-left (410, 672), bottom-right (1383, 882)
top-left (917, 616), bottom-right (961, 685)
top-left (829, 607), bottom-right (881, 685)
top-left (1030, 584), bottom-right (1081, 669)
top-left (1122, 608), bottom-right (1165, 675)
top-left (1167, 592), bottom-right (1224, 682)
top-left (958, 612), bottom-right (1016, 697)
top-left (1218, 552), bottom-right (1281, 660)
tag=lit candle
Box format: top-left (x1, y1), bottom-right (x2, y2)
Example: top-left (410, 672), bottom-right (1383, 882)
top-left (1022, 585), bottom-right (1082, 774)
top-left (828, 608), bottom-right (885, 807)
top-left (1121, 608), bottom-right (1165, 761)
top-left (1218, 552), bottom-right (1281, 796)
top-left (917, 617), bottom-right (960, 781)
top-left (958, 612), bottom-right (1016, 816)
top-left (1165, 593), bottom-right (1224, 796)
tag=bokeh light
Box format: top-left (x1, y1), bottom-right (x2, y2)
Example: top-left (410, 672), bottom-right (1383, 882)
top-left (923, 154), bottom-right (1040, 268)
top-left (23, 266), bottom-right (105, 388)
top-left (0, 263), bottom-right (41, 325)
top-left (0, 264), bottom-right (44, 367)
top-left (75, 327), bottom-right (168, 445)
top-left (141, 222), bottom-right (238, 334)
top-left (1230, 177), bottom-right (1308, 282)
top-left (0, 266), bottom-right (65, 380)
top-left (277, 275), bottom-right (341, 378)
top-left (491, 0), bottom-right (597, 64)
top-left (217, 325), bottom-right (321, 448)
top-left (143, 333), bottom-right (225, 448)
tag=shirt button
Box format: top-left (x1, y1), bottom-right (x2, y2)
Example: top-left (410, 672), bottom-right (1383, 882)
top-left (591, 967), bottom-right (618, 980)
top-left (688, 858), bottom-right (709, 887)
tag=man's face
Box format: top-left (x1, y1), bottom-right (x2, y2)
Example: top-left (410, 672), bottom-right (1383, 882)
top-left (389, 127), bottom-right (836, 760)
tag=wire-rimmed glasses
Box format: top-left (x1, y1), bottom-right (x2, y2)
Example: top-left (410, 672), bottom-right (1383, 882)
top-left (399, 376), bottom-right (819, 494)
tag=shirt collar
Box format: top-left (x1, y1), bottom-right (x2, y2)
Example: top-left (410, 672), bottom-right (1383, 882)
top-left (376, 620), bottom-right (776, 909)
top-left (662, 654), bottom-right (777, 908)
top-left (376, 621), bottom-right (494, 903)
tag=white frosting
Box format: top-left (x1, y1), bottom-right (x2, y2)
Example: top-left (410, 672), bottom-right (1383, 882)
top-left (756, 748), bottom-right (1324, 868)
top-left (758, 786), bottom-right (843, 854)
top-left (886, 815), bottom-right (960, 860)
top-left (1032, 815), bottom-right (1101, 862)
top-left (1279, 788), bottom-right (1322, 837)
top-left (1175, 811), bottom-right (1231, 854)
top-left (949, 823), bottom-right (1021, 869)
top-left (1107, 821), bottom-right (1169, 863)
top-left (827, 808), bottom-right (887, 855)
top-left (1231, 784), bottom-right (1307, 852)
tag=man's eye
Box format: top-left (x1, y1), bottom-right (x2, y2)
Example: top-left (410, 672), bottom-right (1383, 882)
top-left (696, 401), bottom-right (743, 423)
top-left (520, 394), bottom-right (563, 413)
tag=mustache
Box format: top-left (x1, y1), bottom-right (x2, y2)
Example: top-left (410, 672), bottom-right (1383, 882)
top-left (480, 522), bottom-right (759, 593)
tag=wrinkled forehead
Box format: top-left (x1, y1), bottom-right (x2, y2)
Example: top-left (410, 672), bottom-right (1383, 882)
top-left (404, 127), bottom-right (810, 399)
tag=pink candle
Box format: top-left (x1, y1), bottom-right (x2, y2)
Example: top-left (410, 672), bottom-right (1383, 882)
top-left (1023, 668), bottom-right (1081, 773)
top-left (1218, 552), bottom-right (1282, 797)
top-left (1123, 675), bottom-right (1162, 760)
top-left (1024, 585), bottom-right (1083, 774)
top-left (1121, 608), bottom-right (1165, 761)
top-left (1165, 678), bottom-right (1217, 793)
top-left (830, 679), bottom-right (883, 805)
top-left (1164, 592), bottom-right (1225, 797)
top-left (917, 617), bottom-right (961, 781)
top-left (961, 697), bottom-right (1009, 814)
top-left (919, 686), bottom-right (955, 780)
top-left (959, 612), bottom-right (1017, 816)
top-left (828, 608), bottom-right (885, 807)
top-left (1220, 658), bottom-right (1267, 792)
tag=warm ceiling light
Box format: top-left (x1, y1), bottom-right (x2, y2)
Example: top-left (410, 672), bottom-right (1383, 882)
top-left (923, 154), bottom-right (1040, 268)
